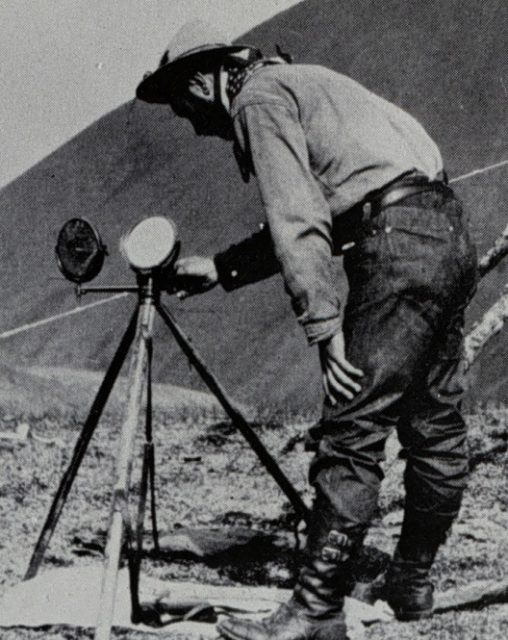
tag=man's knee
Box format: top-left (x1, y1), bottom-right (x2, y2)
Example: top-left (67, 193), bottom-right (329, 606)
top-left (310, 463), bottom-right (381, 531)
top-left (309, 420), bottom-right (389, 478)
top-left (308, 427), bottom-right (388, 530)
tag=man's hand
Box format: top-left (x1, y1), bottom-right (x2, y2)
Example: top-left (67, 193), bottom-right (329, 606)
top-left (319, 331), bottom-right (364, 404)
top-left (171, 256), bottom-right (219, 299)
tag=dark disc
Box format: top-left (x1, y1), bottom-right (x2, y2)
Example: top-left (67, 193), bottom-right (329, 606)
top-left (55, 218), bottom-right (106, 283)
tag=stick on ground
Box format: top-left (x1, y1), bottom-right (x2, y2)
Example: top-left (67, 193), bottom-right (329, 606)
top-left (434, 578), bottom-right (508, 614)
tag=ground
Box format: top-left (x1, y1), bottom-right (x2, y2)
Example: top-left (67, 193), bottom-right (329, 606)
top-left (0, 369), bottom-right (507, 639)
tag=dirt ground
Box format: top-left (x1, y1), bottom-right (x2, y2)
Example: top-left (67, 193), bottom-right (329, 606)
top-left (1, 377), bottom-right (508, 639)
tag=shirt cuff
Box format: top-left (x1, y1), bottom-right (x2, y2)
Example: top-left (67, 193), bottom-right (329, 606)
top-left (303, 315), bottom-right (342, 345)
top-left (214, 252), bottom-right (243, 291)
top-left (213, 226), bottom-right (280, 292)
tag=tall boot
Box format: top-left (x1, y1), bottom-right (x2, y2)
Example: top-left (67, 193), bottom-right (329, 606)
top-left (384, 509), bottom-right (453, 621)
top-left (217, 529), bottom-right (356, 640)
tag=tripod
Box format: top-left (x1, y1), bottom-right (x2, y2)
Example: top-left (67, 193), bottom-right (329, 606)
top-left (24, 274), bottom-right (310, 640)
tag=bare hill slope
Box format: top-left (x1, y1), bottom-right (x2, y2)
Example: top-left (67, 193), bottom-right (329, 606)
top-left (0, 0), bottom-right (507, 410)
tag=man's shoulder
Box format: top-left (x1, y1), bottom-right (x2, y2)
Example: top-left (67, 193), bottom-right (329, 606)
top-left (231, 63), bottom-right (345, 116)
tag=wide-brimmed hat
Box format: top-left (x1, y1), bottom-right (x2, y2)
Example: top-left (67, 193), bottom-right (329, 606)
top-left (136, 20), bottom-right (259, 104)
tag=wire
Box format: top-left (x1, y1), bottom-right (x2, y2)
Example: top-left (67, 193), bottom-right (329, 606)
top-left (0, 293), bottom-right (129, 341)
top-left (450, 159), bottom-right (508, 184)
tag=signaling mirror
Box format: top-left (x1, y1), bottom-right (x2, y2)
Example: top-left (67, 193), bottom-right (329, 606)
top-left (121, 216), bottom-right (179, 273)
top-left (55, 218), bottom-right (107, 284)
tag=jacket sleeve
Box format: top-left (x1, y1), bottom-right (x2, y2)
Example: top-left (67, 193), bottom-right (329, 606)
top-left (213, 223), bottom-right (281, 290)
top-left (232, 100), bottom-right (341, 345)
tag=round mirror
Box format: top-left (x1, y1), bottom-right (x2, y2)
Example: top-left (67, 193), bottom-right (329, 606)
top-left (121, 216), bottom-right (179, 273)
top-left (55, 218), bottom-right (107, 284)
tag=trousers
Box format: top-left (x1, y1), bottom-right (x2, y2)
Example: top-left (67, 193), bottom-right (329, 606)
top-left (308, 189), bottom-right (478, 537)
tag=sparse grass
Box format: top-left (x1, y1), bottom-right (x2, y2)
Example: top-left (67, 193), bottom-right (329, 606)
top-left (1, 391), bottom-right (508, 639)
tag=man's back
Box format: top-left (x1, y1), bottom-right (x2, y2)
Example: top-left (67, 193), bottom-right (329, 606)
top-left (232, 64), bottom-right (443, 215)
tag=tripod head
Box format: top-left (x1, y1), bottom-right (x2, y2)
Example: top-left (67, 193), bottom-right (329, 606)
top-left (55, 216), bottom-right (181, 298)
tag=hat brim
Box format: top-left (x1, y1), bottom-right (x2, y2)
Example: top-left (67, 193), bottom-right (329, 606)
top-left (136, 45), bottom-right (253, 104)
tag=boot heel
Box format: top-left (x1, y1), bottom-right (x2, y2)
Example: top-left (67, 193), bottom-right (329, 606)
top-left (385, 578), bottom-right (434, 621)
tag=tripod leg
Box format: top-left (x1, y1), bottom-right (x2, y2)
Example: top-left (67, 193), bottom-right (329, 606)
top-left (126, 334), bottom-right (158, 623)
top-left (147, 449), bottom-right (159, 551)
top-left (24, 307), bottom-right (139, 580)
top-left (95, 301), bottom-right (156, 640)
top-left (156, 302), bottom-right (310, 525)
top-left (145, 336), bottom-right (160, 551)
top-left (126, 439), bottom-right (151, 621)
top-left (129, 443), bottom-right (149, 617)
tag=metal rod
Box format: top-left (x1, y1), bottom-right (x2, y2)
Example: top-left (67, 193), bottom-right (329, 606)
top-left (156, 301), bottom-right (310, 525)
top-left (25, 307), bottom-right (139, 580)
top-left (94, 295), bottom-right (155, 640)
top-left (78, 285), bottom-right (140, 294)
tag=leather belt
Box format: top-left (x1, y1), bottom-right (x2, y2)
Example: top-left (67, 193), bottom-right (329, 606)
top-left (335, 171), bottom-right (453, 253)
top-left (366, 171), bottom-right (451, 215)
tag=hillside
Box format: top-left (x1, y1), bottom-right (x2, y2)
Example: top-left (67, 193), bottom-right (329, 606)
top-left (0, 0), bottom-right (507, 410)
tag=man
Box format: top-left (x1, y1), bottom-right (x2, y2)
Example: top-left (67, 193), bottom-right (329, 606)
top-left (136, 20), bottom-right (478, 640)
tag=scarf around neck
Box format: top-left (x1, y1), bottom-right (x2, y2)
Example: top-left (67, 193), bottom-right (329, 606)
top-left (225, 54), bottom-right (288, 104)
